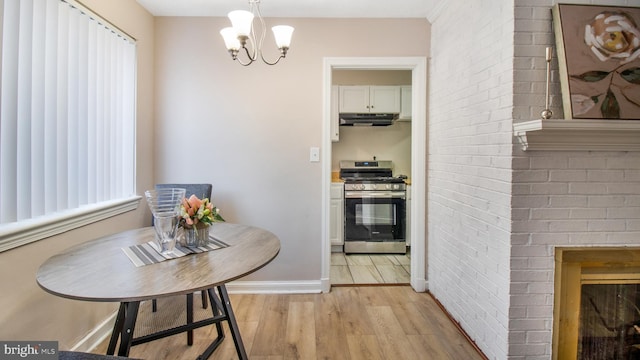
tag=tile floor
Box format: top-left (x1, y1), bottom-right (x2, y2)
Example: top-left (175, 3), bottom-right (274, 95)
top-left (330, 252), bottom-right (411, 285)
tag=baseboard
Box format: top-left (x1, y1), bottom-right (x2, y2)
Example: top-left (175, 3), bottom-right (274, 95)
top-left (428, 291), bottom-right (488, 360)
top-left (226, 280), bottom-right (323, 294)
top-left (70, 311), bottom-right (118, 353)
top-left (321, 277), bottom-right (331, 293)
top-left (411, 277), bottom-right (429, 292)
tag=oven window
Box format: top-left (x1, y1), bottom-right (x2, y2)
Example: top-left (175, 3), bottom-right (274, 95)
top-left (355, 204), bottom-right (396, 225)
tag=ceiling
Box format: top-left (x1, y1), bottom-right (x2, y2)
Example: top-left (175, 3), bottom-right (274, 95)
top-left (135, 0), bottom-right (440, 19)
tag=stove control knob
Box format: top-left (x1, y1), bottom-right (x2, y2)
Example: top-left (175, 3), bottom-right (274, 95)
top-left (393, 184), bottom-right (400, 190)
top-left (385, 184), bottom-right (392, 190)
top-left (358, 184), bottom-right (365, 190)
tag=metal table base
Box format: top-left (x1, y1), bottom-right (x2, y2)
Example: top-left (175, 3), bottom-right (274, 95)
top-left (106, 285), bottom-right (247, 360)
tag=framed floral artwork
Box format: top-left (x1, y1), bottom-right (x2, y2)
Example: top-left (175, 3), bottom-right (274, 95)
top-left (553, 4), bottom-right (640, 119)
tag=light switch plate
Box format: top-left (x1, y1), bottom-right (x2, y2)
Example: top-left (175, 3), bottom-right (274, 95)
top-left (310, 147), bottom-right (320, 162)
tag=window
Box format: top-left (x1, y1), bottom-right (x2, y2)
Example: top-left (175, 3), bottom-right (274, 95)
top-left (0, 0), bottom-right (138, 251)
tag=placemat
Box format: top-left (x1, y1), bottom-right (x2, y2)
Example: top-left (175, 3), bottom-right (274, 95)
top-left (122, 235), bottom-right (229, 267)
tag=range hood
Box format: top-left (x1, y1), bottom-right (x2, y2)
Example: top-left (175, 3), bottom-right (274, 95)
top-left (339, 113), bottom-right (398, 126)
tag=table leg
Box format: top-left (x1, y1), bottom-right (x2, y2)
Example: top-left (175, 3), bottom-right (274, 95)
top-left (117, 301), bottom-right (140, 357)
top-left (217, 285), bottom-right (248, 360)
top-left (207, 289), bottom-right (224, 338)
top-left (198, 289), bottom-right (226, 360)
top-left (201, 290), bottom-right (208, 309)
top-left (106, 303), bottom-right (126, 355)
top-left (187, 293), bottom-right (194, 345)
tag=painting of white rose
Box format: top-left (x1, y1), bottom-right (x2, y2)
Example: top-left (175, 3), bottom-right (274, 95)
top-left (553, 4), bottom-right (640, 119)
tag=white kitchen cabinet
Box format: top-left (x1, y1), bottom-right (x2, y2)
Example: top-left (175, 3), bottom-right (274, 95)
top-left (339, 86), bottom-right (368, 113)
top-left (406, 185), bottom-right (411, 247)
top-left (399, 86), bottom-right (412, 120)
top-left (339, 86), bottom-right (401, 114)
top-left (330, 183), bottom-right (344, 246)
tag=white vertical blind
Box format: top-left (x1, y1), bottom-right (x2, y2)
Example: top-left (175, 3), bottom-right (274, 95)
top-left (31, 0), bottom-right (46, 219)
top-left (16, 0), bottom-right (33, 221)
top-left (55, 1), bottom-right (69, 213)
top-left (0, 0), bottom-right (136, 226)
top-left (0, 0), bottom-right (19, 224)
top-left (43, 0), bottom-right (59, 216)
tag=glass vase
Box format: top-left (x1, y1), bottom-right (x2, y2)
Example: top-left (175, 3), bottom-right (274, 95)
top-left (144, 188), bottom-right (186, 255)
top-left (184, 224), bottom-right (210, 247)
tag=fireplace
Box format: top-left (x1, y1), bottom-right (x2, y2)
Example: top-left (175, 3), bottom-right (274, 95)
top-left (554, 248), bottom-right (640, 359)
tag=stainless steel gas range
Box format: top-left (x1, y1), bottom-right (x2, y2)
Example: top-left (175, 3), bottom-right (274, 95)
top-left (339, 160), bottom-right (406, 254)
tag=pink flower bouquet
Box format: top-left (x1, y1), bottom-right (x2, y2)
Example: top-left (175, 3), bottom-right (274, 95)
top-left (180, 194), bottom-right (225, 228)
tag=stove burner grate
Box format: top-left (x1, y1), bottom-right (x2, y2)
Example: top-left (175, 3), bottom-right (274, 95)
top-left (341, 176), bottom-right (405, 184)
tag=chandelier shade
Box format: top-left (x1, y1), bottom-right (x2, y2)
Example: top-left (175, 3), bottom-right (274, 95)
top-left (219, 0), bottom-right (294, 66)
top-left (220, 27), bottom-right (241, 51)
top-left (227, 10), bottom-right (254, 37)
top-left (272, 25), bottom-right (294, 49)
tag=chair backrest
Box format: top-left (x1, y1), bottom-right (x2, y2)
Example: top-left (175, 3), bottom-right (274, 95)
top-left (151, 183), bottom-right (212, 223)
top-left (155, 183), bottom-right (212, 199)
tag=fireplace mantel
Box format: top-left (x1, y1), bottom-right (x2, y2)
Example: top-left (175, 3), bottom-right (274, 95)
top-left (513, 119), bottom-right (640, 151)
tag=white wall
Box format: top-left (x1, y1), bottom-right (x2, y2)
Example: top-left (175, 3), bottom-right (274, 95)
top-left (332, 122), bottom-right (412, 176)
top-left (153, 18), bottom-right (429, 283)
top-left (510, 0), bottom-right (640, 358)
top-left (428, 1), bottom-right (515, 359)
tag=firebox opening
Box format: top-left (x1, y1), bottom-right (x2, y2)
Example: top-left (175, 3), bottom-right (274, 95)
top-left (554, 248), bottom-right (640, 360)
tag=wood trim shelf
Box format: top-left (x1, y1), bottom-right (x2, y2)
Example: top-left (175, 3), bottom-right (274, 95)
top-left (513, 119), bottom-right (640, 151)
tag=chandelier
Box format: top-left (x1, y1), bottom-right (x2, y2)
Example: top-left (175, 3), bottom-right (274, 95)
top-left (219, 0), bottom-right (294, 66)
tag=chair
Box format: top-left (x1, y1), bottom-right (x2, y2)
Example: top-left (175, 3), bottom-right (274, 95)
top-left (151, 183), bottom-right (212, 344)
top-left (59, 351), bottom-right (141, 360)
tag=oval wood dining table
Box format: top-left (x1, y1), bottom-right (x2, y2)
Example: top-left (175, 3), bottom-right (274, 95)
top-left (36, 223), bottom-right (280, 360)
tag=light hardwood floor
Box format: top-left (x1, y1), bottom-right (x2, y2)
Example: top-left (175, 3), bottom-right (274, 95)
top-left (94, 286), bottom-right (485, 359)
top-left (331, 253), bottom-right (411, 285)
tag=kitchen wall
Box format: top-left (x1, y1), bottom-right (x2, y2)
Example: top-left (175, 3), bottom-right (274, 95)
top-left (153, 18), bottom-right (429, 283)
top-left (429, 0), bottom-right (640, 359)
top-left (332, 70), bottom-right (412, 176)
top-left (0, 0), bottom-right (155, 350)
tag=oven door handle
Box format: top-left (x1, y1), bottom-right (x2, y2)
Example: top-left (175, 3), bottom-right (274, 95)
top-left (345, 191), bottom-right (406, 199)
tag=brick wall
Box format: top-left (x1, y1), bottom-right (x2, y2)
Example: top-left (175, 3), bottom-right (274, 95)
top-left (430, 0), bottom-right (640, 359)
top-left (428, 1), bottom-right (515, 359)
top-left (511, 1), bottom-right (640, 358)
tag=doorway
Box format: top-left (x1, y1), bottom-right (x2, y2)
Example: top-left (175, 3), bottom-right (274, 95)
top-left (321, 57), bottom-right (427, 293)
